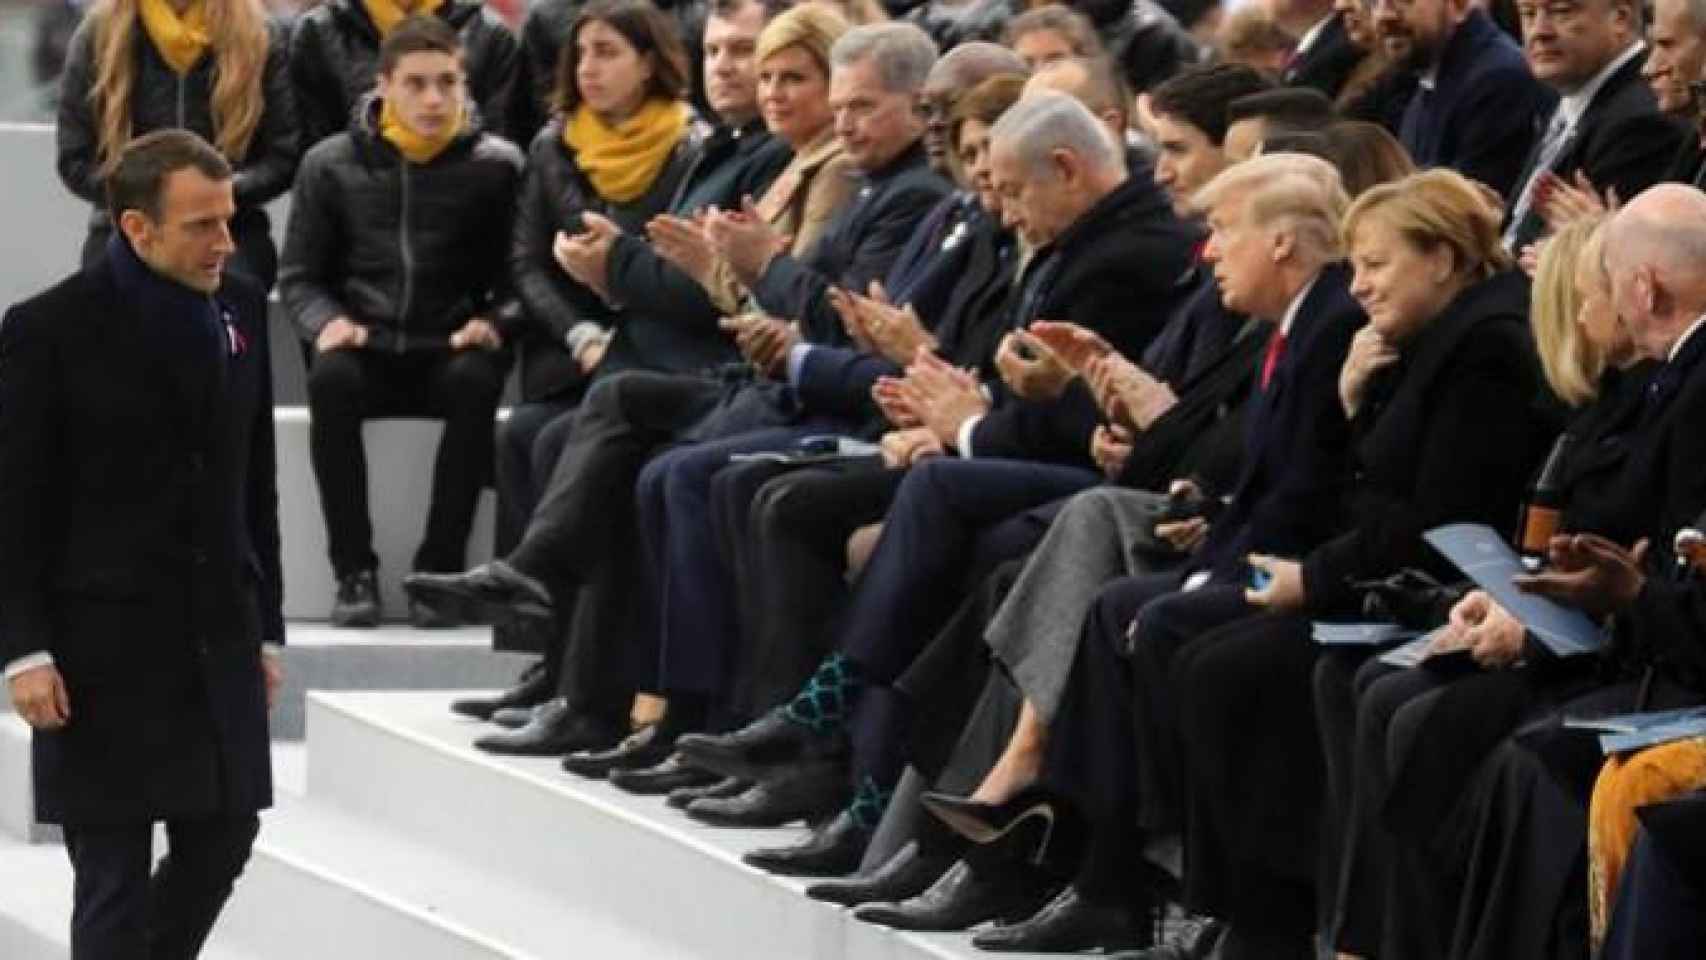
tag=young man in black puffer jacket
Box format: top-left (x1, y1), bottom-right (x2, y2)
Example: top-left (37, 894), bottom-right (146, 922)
top-left (280, 17), bottom-right (525, 628)
top-left (290, 0), bottom-right (525, 148)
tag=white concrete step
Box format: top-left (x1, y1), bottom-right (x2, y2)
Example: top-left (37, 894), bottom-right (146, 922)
top-left (298, 691), bottom-right (1054, 960)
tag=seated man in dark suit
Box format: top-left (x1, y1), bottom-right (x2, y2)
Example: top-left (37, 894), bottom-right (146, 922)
top-left (279, 18), bottom-right (524, 627)
top-left (1381, 0), bottom-right (1553, 197)
top-left (672, 91), bottom-right (1201, 874)
top-left (1644, 0), bottom-right (1706, 184)
top-left (405, 22), bottom-right (952, 757)
top-left (1, 130), bottom-right (283, 960)
top-left (1501, 0), bottom-right (1686, 251)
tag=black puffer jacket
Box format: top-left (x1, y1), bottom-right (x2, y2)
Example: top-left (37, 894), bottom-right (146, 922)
top-left (278, 97), bottom-right (525, 352)
top-left (510, 115), bottom-right (712, 402)
top-left (56, 15), bottom-right (300, 227)
top-left (289, 0), bottom-right (524, 148)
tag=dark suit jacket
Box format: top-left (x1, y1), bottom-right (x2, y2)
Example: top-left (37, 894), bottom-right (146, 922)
top-left (1505, 48), bottom-right (1687, 250)
top-left (792, 208), bottom-right (1016, 426)
top-left (0, 242), bottom-right (282, 825)
top-left (967, 174), bottom-right (1199, 467)
top-left (1609, 324), bottom-right (1706, 689)
top-left (1301, 270), bottom-right (1551, 616)
top-left (1196, 263), bottom-right (1363, 580)
top-left (1115, 272), bottom-right (1264, 494)
top-left (1399, 9), bottom-right (1554, 198)
top-left (1282, 12), bottom-right (1364, 100)
top-left (749, 140), bottom-right (951, 347)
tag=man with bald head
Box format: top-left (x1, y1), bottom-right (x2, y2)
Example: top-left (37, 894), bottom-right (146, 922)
top-left (919, 41), bottom-right (1030, 175)
top-left (1444, 183), bottom-right (1706, 957)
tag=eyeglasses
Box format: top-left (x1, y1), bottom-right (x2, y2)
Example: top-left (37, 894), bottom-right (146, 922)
top-left (919, 93), bottom-right (960, 123)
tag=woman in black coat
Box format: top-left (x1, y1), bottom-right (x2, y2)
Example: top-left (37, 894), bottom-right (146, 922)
top-left (1312, 214), bottom-right (1658, 960)
top-left (1165, 169), bottom-right (1552, 959)
top-left (496, 0), bottom-right (704, 557)
top-left (56, 0), bottom-right (298, 289)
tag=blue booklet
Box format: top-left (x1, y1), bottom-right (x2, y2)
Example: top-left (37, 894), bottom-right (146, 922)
top-left (1563, 707), bottom-right (1706, 754)
top-left (1312, 622), bottom-right (1417, 647)
top-left (1423, 523), bottom-right (1606, 657)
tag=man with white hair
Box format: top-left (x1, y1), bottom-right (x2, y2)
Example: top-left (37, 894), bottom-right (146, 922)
top-left (1644, 0), bottom-right (1706, 182)
top-left (405, 22), bottom-right (951, 759)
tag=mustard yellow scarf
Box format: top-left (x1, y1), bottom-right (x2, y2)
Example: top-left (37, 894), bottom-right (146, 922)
top-left (380, 96), bottom-right (464, 164)
top-left (138, 0), bottom-right (210, 75)
top-left (363, 0), bottom-right (446, 36)
top-left (563, 99), bottom-right (688, 204)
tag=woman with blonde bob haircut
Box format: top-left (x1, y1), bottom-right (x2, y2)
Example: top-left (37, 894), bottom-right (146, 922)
top-left (1530, 216), bottom-right (1625, 407)
top-left (56, 0), bottom-right (298, 287)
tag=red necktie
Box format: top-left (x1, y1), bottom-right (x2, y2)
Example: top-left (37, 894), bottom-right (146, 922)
top-left (1261, 328), bottom-right (1288, 390)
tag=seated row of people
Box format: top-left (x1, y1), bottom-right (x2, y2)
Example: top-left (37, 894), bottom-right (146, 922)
top-left (413, 8), bottom-right (1705, 949)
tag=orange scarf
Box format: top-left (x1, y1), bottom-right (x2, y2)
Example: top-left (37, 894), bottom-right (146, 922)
top-left (363, 0), bottom-right (446, 36)
top-left (138, 0), bottom-right (210, 75)
top-left (380, 96), bottom-right (464, 164)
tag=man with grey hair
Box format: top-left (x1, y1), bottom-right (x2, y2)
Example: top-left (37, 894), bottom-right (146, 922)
top-left (404, 22), bottom-right (951, 758)
top-left (1025, 56), bottom-right (1137, 162)
top-left (1503, 0), bottom-right (1685, 251)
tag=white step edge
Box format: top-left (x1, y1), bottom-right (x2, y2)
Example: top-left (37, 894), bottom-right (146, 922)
top-left (303, 691), bottom-right (1059, 960)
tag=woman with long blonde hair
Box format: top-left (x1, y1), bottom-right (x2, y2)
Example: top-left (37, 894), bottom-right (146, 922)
top-left (56, 0), bottom-right (298, 288)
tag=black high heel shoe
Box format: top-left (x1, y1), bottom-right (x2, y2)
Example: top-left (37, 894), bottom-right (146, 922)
top-left (920, 785), bottom-right (1064, 860)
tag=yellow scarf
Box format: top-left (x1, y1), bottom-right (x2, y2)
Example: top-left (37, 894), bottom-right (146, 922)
top-left (380, 97), bottom-right (464, 164)
top-left (138, 0), bottom-right (210, 75)
top-left (563, 100), bottom-right (688, 204)
top-left (363, 0), bottom-right (446, 36)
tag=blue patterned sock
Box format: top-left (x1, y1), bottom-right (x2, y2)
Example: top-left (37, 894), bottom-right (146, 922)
top-left (782, 653), bottom-right (863, 735)
top-left (847, 775), bottom-right (893, 832)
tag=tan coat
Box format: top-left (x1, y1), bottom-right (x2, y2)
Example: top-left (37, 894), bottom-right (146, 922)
top-left (704, 131), bottom-right (856, 315)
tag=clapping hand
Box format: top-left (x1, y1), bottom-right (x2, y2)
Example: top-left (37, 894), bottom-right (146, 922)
top-left (872, 375), bottom-right (922, 428)
top-left (901, 349), bottom-right (988, 449)
top-left (1087, 352), bottom-right (1176, 430)
top-left (829, 282), bottom-right (936, 365)
top-left (647, 211), bottom-right (718, 288)
top-left (1538, 170), bottom-right (1616, 234)
top-left (705, 197), bottom-right (790, 286)
top-left (994, 330), bottom-right (1076, 402)
top-left (1028, 321), bottom-right (1113, 375)
top-left (1514, 534), bottom-right (1648, 616)
top-left (719, 312), bottom-right (798, 379)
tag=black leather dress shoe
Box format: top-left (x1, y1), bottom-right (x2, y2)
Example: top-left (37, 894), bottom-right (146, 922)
top-left (971, 885), bottom-right (1150, 953)
top-left (805, 840), bottom-right (954, 907)
top-left (609, 754), bottom-right (718, 795)
top-left (449, 662), bottom-right (554, 721)
top-left (562, 722), bottom-right (680, 778)
top-left (667, 774), bottom-right (747, 808)
top-left (743, 811), bottom-right (870, 877)
top-left (403, 560), bottom-right (554, 622)
top-left (685, 762), bottom-right (850, 828)
top-left (675, 708), bottom-right (847, 782)
top-left (489, 704), bottom-right (538, 729)
top-left (853, 858), bottom-right (1051, 932)
top-left (1107, 916), bottom-right (1225, 960)
top-left (473, 698), bottom-right (622, 757)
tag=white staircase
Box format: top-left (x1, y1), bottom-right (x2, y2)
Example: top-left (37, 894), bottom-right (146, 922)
top-left (0, 689), bottom-right (1059, 959)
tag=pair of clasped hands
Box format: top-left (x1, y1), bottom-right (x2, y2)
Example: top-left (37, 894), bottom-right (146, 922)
top-left (1420, 534), bottom-right (1651, 669)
